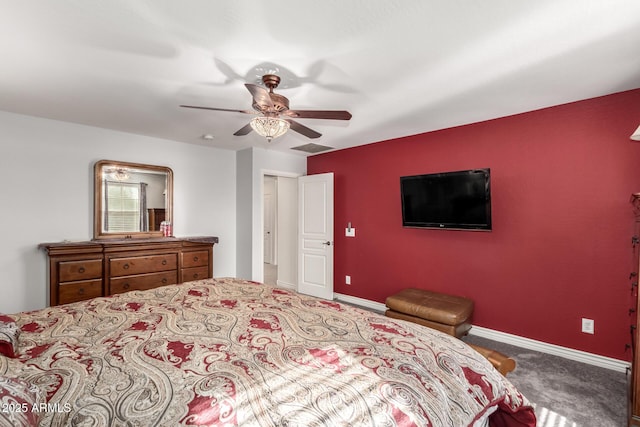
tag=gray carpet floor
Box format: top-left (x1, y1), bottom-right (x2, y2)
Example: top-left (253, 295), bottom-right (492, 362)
top-left (463, 335), bottom-right (628, 427)
top-left (326, 299), bottom-right (628, 426)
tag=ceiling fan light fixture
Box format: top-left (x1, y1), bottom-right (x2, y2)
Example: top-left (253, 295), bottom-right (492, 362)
top-left (250, 116), bottom-right (290, 142)
top-left (110, 168), bottom-right (130, 181)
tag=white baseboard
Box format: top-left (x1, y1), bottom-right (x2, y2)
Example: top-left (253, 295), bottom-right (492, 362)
top-left (469, 325), bottom-right (630, 373)
top-left (276, 280), bottom-right (296, 290)
top-left (334, 293), bottom-right (387, 313)
top-left (334, 293), bottom-right (630, 373)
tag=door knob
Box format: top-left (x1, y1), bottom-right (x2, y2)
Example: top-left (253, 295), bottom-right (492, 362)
top-left (323, 241), bottom-right (332, 246)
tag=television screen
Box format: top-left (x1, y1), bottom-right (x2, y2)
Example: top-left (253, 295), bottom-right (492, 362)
top-left (400, 169), bottom-right (491, 230)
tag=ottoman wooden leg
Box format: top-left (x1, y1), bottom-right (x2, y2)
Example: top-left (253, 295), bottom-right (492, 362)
top-left (468, 344), bottom-right (516, 376)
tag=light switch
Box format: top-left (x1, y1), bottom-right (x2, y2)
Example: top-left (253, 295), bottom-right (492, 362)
top-left (345, 227), bottom-right (356, 237)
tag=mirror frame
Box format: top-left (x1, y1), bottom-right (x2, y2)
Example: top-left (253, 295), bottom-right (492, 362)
top-left (93, 159), bottom-right (173, 240)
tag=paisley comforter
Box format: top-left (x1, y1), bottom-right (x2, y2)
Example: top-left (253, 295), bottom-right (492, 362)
top-left (1, 278), bottom-right (535, 426)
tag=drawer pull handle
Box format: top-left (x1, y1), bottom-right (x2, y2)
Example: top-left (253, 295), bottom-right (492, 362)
top-left (193, 256), bottom-right (199, 262)
top-left (123, 264), bottom-right (130, 270)
top-left (78, 267), bottom-right (85, 274)
top-left (78, 288), bottom-right (85, 295)
top-left (193, 273), bottom-right (199, 279)
top-left (123, 283), bottom-right (130, 290)
top-left (162, 278), bottom-right (168, 284)
top-left (162, 260), bottom-right (167, 265)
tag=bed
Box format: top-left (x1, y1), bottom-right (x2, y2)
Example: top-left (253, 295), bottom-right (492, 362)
top-left (1, 278), bottom-right (536, 427)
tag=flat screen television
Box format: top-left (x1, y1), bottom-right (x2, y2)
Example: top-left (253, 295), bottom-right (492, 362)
top-left (400, 168), bottom-right (491, 230)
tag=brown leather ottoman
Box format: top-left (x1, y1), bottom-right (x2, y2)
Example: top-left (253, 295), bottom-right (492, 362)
top-left (385, 288), bottom-right (473, 338)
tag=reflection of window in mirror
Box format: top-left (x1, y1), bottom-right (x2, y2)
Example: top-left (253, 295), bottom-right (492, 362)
top-left (94, 160), bottom-right (172, 239)
top-left (103, 172), bottom-right (166, 232)
top-left (104, 181), bottom-right (146, 232)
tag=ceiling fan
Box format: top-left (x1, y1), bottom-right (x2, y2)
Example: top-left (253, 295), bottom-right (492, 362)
top-left (180, 74), bottom-right (352, 142)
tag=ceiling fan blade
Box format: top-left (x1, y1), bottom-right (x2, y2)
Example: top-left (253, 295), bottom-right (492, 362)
top-left (180, 105), bottom-right (256, 114)
top-left (245, 83), bottom-right (274, 110)
top-left (233, 123), bottom-right (253, 136)
top-left (285, 119), bottom-right (322, 139)
top-left (283, 110), bottom-right (352, 120)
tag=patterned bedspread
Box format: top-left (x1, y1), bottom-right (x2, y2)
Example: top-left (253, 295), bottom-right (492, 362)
top-left (1, 278), bottom-right (535, 426)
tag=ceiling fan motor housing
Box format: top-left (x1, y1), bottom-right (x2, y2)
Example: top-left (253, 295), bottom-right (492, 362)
top-left (253, 93), bottom-right (289, 114)
top-left (252, 74), bottom-right (290, 114)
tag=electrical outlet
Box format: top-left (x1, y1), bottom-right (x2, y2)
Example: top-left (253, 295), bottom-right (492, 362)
top-left (345, 275), bottom-right (351, 285)
top-left (581, 318), bottom-right (595, 334)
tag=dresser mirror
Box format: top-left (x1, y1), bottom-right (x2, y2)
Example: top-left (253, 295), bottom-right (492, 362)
top-left (94, 160), bottom-right (173, 239)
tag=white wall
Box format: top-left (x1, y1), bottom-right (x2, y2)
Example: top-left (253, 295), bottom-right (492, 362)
top-left (235, 149), bottom-right (253, 279)
top-left (0, 111), bottom-right (237, 313)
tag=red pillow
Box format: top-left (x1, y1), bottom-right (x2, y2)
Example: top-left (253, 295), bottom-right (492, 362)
top-left (0, 314), bottom-right (19, 358)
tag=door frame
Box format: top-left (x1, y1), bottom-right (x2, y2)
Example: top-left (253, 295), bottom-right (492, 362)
top-left (253, 169), bottom-right (303, 283)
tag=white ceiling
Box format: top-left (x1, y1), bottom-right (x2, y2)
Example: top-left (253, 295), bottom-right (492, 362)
top-left (1, 0), bottom-right (640, 156)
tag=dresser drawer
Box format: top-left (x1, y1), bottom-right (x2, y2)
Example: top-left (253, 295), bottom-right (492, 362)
top-left (110, 254), bottom-right (177, 277)
top-left (110, 271), bottom-right (178, 294)
top-left (181, 250), bottom-right (209, 268)
top-left (59, 259), bottom-right (102, 282)
top-left (58, 280), bottom-right (103, 305)
top-left (182, 266), bottom-right (209, 282)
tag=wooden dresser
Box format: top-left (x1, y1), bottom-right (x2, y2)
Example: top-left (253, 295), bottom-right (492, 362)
top-left (631, 193), bottom-right (640, 426)
top-left (632, 252), bottom-right (640, 426)
top-left (147, 208), bottom-right (166, 231)
top-left (40, 237), bottom-right (218, 306)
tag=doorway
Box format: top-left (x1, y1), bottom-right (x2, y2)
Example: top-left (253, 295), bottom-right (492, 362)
top-left (263, 176), bottom-right (277, 285)
top-left (262, 174), bottom-right (298, 289)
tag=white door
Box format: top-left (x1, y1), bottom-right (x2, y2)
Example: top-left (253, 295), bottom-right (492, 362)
top-left (298, 173), bottom-right (334, 299)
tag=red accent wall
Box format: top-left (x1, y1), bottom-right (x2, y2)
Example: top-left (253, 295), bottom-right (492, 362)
top-left (308, 89), bottom-right (640, 360)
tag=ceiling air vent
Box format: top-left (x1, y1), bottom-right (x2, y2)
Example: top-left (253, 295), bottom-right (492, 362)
top-left (290, 143), bottom-right (334, 154)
